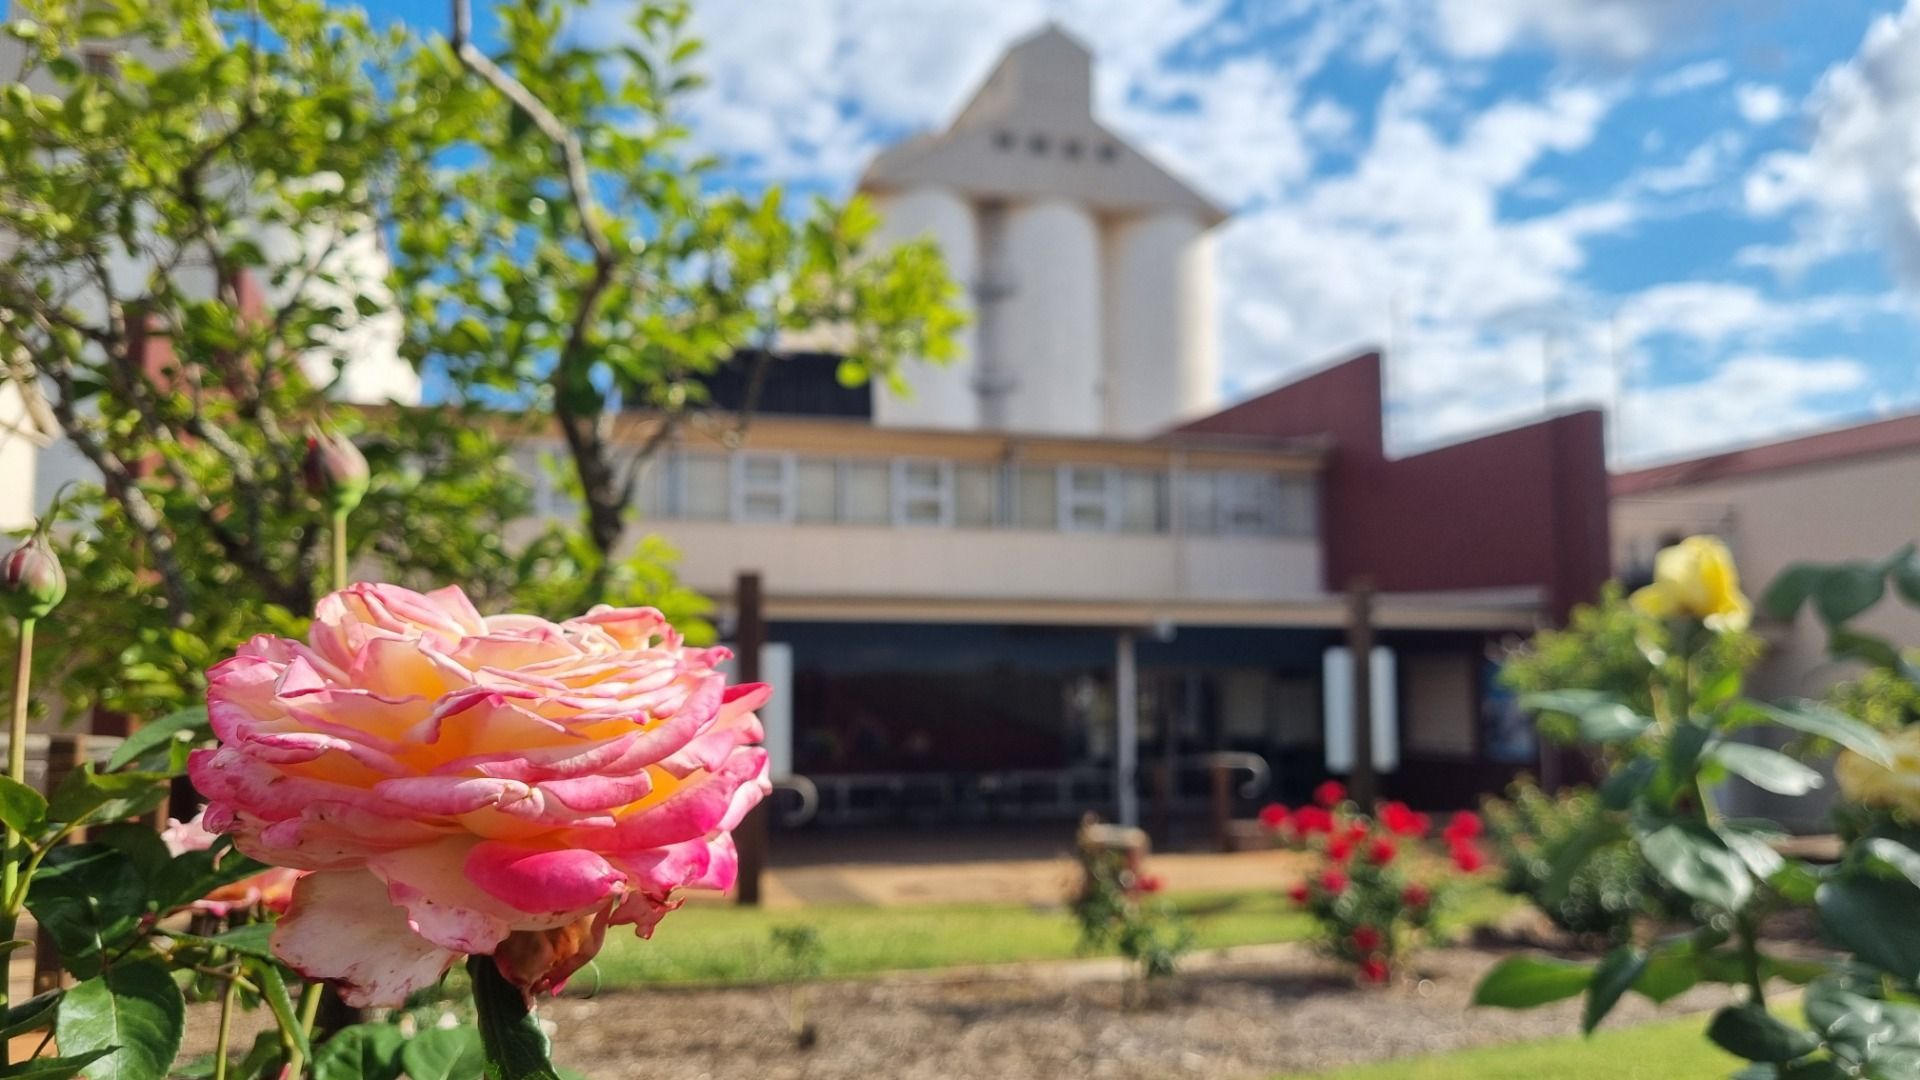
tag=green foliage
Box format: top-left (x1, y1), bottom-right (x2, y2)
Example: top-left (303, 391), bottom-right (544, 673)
top-left (1481, 782), bottom-right (1667, 947)
top-left (1069, 823), bottom-right (1193, 988)
top-left (467, 956), bottom-right (563, 1080)
top-left (53, 961), bottom-right (187, 1080)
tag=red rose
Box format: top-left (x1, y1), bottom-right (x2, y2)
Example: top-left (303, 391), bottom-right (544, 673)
top-left (1401, 883), bottom-right (1432, 909)
top-left (1319, 868), bottom-right (1349, 894)
top-left (1345, 822), bottom-right (1371, 845)
top-left (1381, 801), bottom-right (1430, 838)
top-left (1443, 811), bottom-right (1484, 843)
top-left (1288, 882), bottom-right (1311, 905)
top-left (1360, 955), bottom-right (1391, 984)
top-left (1138, 874), bottom-right (1164, 894)
top-left (1327, 835), bottom-right (1355, 863)
top-left (1350, 925), bottom-right (1383, 953)
top-left (1258, 804), bottom-right (1290, 831)
top-left (1293, 806), bottom-right (1334, 835)
top-left (1366, 838), bottom-right (1398, 866)
top-left (1314, 781), bottom-right (1347, 808)
top-left (1450, 840), bottom-right (1488, 873)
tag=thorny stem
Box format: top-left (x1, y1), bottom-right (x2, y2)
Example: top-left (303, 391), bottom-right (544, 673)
top-left (1, 617), bottom-right (35, 1068)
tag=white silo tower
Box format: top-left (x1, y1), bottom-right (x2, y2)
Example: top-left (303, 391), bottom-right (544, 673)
top-left (869, 186), bottom-right (980, 429)
top-left (859, 24), bottom-right (1226, 437)
top-left (1103, 212), bottom-right (1218, 435)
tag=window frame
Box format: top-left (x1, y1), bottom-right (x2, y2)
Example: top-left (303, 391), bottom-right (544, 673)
top-left (729, 451), bottom-right (796, 524)
top-left (1057, 465), bottom-right (1119, 533)
top-left (890, 458), bottom-right (954, 528)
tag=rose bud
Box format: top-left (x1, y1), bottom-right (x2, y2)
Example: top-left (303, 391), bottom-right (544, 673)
top-left (303, 429), bottom-right (370, 515)
top-left (2, 531), bottom-right (66, 621)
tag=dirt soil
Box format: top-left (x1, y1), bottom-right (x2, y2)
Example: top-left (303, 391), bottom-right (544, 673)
top-left (542, 943), bottom-right (1738, 1080)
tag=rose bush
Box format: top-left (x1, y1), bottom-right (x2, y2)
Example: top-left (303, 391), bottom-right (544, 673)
top-left (192, 582), bottom-right (772, 1007)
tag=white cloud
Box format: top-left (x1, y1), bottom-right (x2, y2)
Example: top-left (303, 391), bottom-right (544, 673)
top-left (1734, 83), bottom-right (1788, 125)
top-left (1627, 130), bottom-right (1743, 194)
top-left (1434, 0), bottom-right (1725, 61)
top-left (1617, 355), bottom-right (1869, 463)
top-left (1649, 60), bottom-right (1731, 96)
top-left (1744, 0), bottom-right (1920, 288)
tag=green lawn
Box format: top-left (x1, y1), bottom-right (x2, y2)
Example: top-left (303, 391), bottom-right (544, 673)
top-left (1272, 1014), bottom-right (1737, 1080)
top-left (583, 885), bottom-right (1513, 990)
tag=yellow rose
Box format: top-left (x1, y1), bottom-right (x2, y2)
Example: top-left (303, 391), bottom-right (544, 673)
top-left (1836, 725), bottom-right (1920, 816)
top-left (1630, 535), bottom-right (1752, 632)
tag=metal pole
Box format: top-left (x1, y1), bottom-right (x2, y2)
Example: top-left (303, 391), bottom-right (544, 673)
top-left (1346, 578), bottom-right (1377, 808)
top-left (1115, 630), bottom-right (1139, 827)
top-left (733, 572), bottom-right (768, 906)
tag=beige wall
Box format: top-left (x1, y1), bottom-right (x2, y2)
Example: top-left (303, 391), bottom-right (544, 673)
top-left (1615, 449), bottom-right (1920, 701)
top-left (637, 520), bottom-right (1322, 607)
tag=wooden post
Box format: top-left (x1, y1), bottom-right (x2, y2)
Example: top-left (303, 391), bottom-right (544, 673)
top-left (733, 572), bottom-right (768, 907)
top-left (1209, 762), bottom-right (1234, 852)
top-left (1346, 578), bottom-right (1377, 809)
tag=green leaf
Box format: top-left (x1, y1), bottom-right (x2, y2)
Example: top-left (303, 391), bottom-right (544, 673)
top-left (167, 921), bottom-right (277, 961)
top-left (0, 989), bottom-right (63, 1042)
top-left (1710, 743), bottom-right (1824, 796)
top-left (1814, 565), bottom-right (1886, 627)
top-left (1761, 564), bottom-right (1824, 621)
top-left (1862, 838), bottom-right (1920, 891)
top-left (46, 764), bottom-right (171, 825)
top-left (89, 822), bottom-right (174, 884)
top-left (0, 777), bottom-right (47, 835)
top-left (1521, 691), bottom-right (1650, 744)
top-left (1633, 944), bottom-right (1703, 1004)
top-left (1472, 954), bottom-right (1592, 1009)
top-left (25, 843), bottom-right (147, 977)
top-left (313, 1023), bottom-right (406, 1080)
top-left (1818, 876), bottom-right (1920, 982)
top-left (1641, 821), bottom-right (1752, 911)
top-left (470, 954), bottom-right (564, 1080)
top-left (1583, 946), bottom-right (1645, 1034)
top-left (152, 845), bottom-right (272, 916)
top-left (248, 956), bottom-right (310, 1067)
top-left (106, 706), bottom-right (209, 773)
top-left (401, 1027), bottom-right (486, 1080)
top-left (53, 960), bottom-right (186, 1080)
top-left (1708, 1004), bottom-right (1820, 1063)
top-left (1756, 701), bottom-right (1890, 766)
top-left (0, 1050), bottom-right (116, 1080)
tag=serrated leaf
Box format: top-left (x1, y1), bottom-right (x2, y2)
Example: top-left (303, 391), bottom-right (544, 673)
top-left (470, 955), bottom-right (563, 1080)
top-left (152, 845), bottom-right (272, 916)
top-left (0, 1049), bottom-right (116, 1080)
top-left (1710, 742), bottom-right (1824, 796)
top-left (53, 960), bottom-right (185, 1080)
top-left (1472, 954), bottom-right (1591, 1009)
top-left (1583, 946), bottom-right (1645, 1034)
top-left (25, 843), bottom-right (146, 977)
top-left (0, 777), bottom-right (48, 835)
top-left (46, 764), bottom-right (170, 825)
top-left (0, 988), bottom-right (63, 1042)
top-left (313, 1023), bottom-right (405, 1080)
top-left (1756, 701), bottom-right (1889, 766)
top-left (401, 1027), bottom-right (485, 1080)
top-left (1641, 821), bottom-right (1752, 911)
top-left (168, 921), bottom-right (277, 961)
top-left (106, 706), bottom-right (208, 773)
top-left (1708, 1003), bottom-right (1820, 1063)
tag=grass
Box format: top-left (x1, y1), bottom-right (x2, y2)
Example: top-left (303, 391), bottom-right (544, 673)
top-left (583, 884), bottom-right (1514, 990)
top-left (1272, 1014), bottom-right (1738, 1080)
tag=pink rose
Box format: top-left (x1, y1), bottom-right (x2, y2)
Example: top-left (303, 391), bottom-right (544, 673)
top-left (190, 583), bottom-right (770, 1007)
top-left (160, 811), bottom-right (303, 917)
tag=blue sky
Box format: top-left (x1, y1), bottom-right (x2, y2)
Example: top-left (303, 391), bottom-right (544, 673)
top-left (360, 0), bottom-right (1920, 465)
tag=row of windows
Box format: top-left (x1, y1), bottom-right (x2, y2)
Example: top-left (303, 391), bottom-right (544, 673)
top-left (668, 453), bottom-right (1314, 538)
top-left (513, 447), bottom-right (1315, 538)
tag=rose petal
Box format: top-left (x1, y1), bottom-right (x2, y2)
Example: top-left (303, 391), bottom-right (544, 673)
top-left (271, 870), bottom-right (459, 1008)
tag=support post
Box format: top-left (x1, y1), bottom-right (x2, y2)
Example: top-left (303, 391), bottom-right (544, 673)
top-left (733, 573), bottom-right (768, 906)
top-left (1115, 630), bottom-right (1139, 828)
top-left (1346, 578), bottom-right (1378, 809)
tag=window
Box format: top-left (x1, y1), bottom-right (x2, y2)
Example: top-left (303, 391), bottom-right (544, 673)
top-left (731, 453), bottom-right (793, 523)
top-left (674, 454), bottom-right (730, 521)
top-left (1117, 471), bottom-right (1166, 533)
top-left (1275, 475), bottom-right (1318, 537)
top-left (1218, 471), bottom-right (1281, 536)
top-left (795, 459), bottom-right (839, 524)
top-left (892, 459), bottom-right (952, 527)
top-left (1179, 470), bottom-right (1218, 535)
top-left (1059, 466), bottom-right (1115, 532)
top-left (953, 464), bottom-right (998, 528)
top-left (1013, 467), bottom-right (1057, 529)
top-left (842, 461), bottom-right (891, 525)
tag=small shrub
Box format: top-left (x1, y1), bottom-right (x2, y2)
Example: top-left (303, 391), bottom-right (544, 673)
top-left (1262, 785), bottom-right (1483, 985)
top-left (764, 924), bottom-right (826, 1048)
top-left (1069, 817), bottom-right (1193, 999)
top-left (1481, 780), bottom-right (1665, 947)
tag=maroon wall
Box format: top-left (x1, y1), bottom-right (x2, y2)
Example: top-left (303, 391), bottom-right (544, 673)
top-left (1181, 352), bottom-right (1610, 621)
